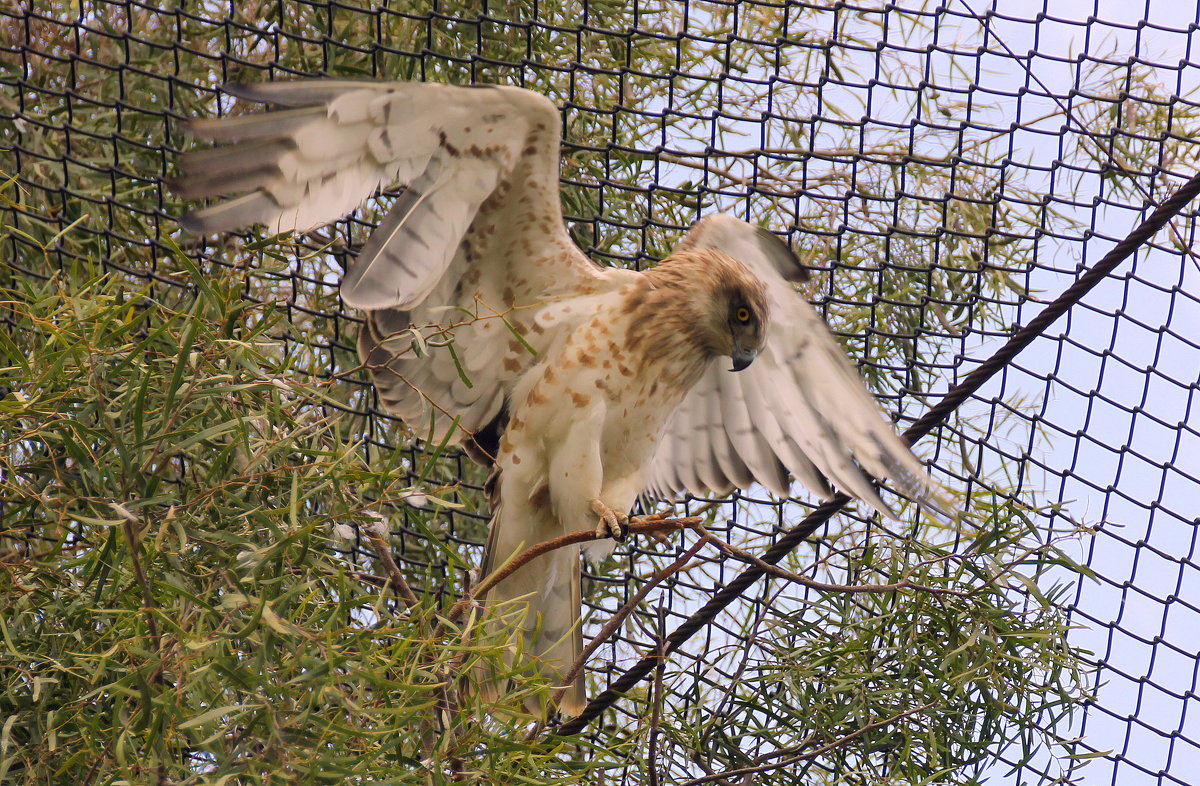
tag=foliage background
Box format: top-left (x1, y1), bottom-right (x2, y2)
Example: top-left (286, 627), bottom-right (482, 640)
top-left (2, 1), bottom-right (1198, 784)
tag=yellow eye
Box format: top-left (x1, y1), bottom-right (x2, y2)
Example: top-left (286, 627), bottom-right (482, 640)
top-left (735, 307), bottom-right (751, 323)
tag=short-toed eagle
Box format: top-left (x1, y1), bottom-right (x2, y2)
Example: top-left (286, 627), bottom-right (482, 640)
top-left (174, 79), bottom-right (943, 716)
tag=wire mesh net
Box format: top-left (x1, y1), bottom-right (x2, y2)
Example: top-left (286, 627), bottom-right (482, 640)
top-left (3, 1), bottom-right (1199, 783)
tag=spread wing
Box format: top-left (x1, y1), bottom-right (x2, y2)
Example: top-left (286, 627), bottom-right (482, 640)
top-left (646, 215), bottom-right (942, 517)
top-left (174, 79), bottom-right (620, 449)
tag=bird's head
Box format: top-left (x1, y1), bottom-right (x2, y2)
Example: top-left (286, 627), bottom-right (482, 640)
top-left (687, 251), bottom-right (770, 372)
top-left (642, 249), bottom-right (771, 373)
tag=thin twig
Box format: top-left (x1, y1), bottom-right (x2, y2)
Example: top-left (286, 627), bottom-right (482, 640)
top-left (125, 370), bottom-right (204, 497)
top-left (114, 503), bottom-right (162, 652)
top-left (696, 524), bottom-right (971, 598)
top-left (658, 152), bottom-right (754, 188)
top-left (657, 151), bottom-right (840, 191)
top-left (704, 572), bottom-right (787, 738)
top-left (364, 530), bottom-right (421, 609)
top-left (361, 527), bottom-right (456, 759)
top-left (114, 501), bottom-right (171, 776)
top-left (285, 565), bottom-right (388, 587)
top-left (679, 701), bottom-right (939, 786)
top-left (647, 601), bottom-right (668, 786)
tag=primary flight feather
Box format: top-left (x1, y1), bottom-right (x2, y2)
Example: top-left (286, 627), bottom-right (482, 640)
top-left (174, 79), bottom-right (944, 717)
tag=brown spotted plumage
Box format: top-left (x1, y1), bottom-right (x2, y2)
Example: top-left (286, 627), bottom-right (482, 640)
top-left (174, 79), bottom-right (946, 718)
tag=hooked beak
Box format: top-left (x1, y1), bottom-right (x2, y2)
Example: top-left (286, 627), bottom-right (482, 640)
top-left (730, 343), bottom-right (759, 372)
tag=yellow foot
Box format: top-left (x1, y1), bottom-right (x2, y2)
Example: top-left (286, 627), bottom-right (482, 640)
top-left (588, 498), bottom-right (629, 541)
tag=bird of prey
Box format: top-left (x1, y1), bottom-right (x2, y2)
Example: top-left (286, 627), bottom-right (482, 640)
top-left (173, 79), bottom-right (943, 716)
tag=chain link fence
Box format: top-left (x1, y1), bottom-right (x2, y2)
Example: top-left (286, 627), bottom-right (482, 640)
top-left (3, 1), bottom-right (1198, 783)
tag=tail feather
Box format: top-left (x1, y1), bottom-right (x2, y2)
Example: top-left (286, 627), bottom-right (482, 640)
top-left (480, 497), bottom-right (585, 718)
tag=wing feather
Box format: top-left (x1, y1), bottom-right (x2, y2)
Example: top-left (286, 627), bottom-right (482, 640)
top-left (220, 79), bottom-right (398, 107)
top-left (183, 106), bottom-right (327, 142)
top-left (684, 389), bottom-right (714, 492)
top-left (704, 381), bottom-right (744, 492)
top-left (176, 79), bottom-right (617, 450)
top-left (668, 402), bottom-right (703, 498)
top-left (716, 374), bottom-right (783, 493)
top-left (341, 157), bottom-right (501, 309)
top-left (733, 365), bottom-right (829, 497)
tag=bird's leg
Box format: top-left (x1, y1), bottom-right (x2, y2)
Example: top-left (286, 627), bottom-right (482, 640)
top-left (589, 498), bottom-right (629, 542)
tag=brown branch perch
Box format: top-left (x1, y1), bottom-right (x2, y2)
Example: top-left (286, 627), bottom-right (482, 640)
top-left (445, 513), bottom-right (704, 624)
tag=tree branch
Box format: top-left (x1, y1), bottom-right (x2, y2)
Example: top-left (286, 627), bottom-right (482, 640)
top-left (680, 701), bottom-right (939, 786)
top-left (364, 528), bottom-right (421, 609)
top-left (647, 602), bottom-right (669, 786)
top-left (113, 503), bottom-right (162, 652)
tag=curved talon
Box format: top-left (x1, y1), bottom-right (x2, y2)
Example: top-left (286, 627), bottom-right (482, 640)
top-left (589, 498), bottom-right (629, 542)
